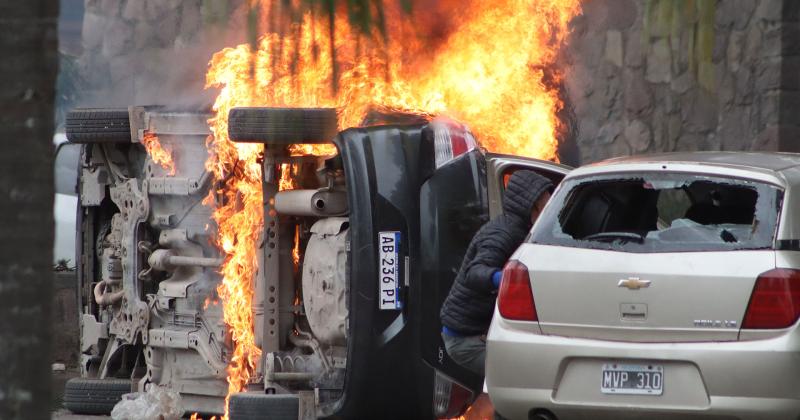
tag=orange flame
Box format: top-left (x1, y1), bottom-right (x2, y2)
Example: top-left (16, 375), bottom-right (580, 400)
top-left (204, 1), bottom-right (580, 417)
top-left (204, 104), bottom-right (264, 418)
top-left (204, 296), bottom-right (220, 310)
top-left (452, 393), bottom-right (495, 420)
top-left (190, 414), bottom-right (217, 420)
top-left (289, 143), bottom-right (337, 157)
top-left (278, 163), bottom-right (298, 192)
top-left (278, 164), bottom-right (302, 269)
top-left (142, 132), bottom-right (176, 175)
top-left (207, 0), bottom-right (581, 159)
top-left (292, 225), bottom-right (301, 269)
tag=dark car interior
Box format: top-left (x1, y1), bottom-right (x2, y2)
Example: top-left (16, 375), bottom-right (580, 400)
top-left (559, 179), bottom-right (759, 241)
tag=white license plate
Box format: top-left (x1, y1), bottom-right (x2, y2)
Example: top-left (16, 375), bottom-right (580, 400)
top-left (601, 363), bottom-right (663, 395)
top-left (378, 231), bottom-right (401, 310)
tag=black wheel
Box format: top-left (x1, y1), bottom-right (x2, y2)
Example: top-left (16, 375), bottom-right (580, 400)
top-left (66, 108), bottom-right (131, 143)
top-left (228, 393), bottom-right (299, 420)
top-left (228, 107), bottom-right (338, 144)
top-left (63, 378), bottom-right (131, 415)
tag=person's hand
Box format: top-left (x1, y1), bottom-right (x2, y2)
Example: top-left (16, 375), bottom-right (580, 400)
top-left (492, 270), bottom-right (502, 288)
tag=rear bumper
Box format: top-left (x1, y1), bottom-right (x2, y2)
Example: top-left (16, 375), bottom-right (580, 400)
top-left (486, 317), bottom-right (800, 420)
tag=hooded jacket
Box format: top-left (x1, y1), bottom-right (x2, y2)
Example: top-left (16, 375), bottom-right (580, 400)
top-left (440, 170), bottom-right (553, 335)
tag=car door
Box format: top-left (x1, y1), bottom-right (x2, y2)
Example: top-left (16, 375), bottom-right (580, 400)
top-left (486, 153), bottom-right (571, 219)
top-left (420, 152), bottom-right (570, 378)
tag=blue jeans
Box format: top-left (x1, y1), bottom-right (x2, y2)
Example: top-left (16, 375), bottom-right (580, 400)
top-left (442, 333), bottom-right (486, 376)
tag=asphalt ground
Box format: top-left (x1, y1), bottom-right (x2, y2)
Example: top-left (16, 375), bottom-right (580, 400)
top-left (52, 409), bottom-right (110, 419)
top-left (49, 371), bottom-right (493, 419)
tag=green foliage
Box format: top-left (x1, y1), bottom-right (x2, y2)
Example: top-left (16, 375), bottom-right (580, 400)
top-left (643, 0), bottom-right (717, 92)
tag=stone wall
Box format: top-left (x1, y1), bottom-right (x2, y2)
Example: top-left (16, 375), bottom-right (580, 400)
top-left (79, 0), bottom-right (246, 107)
top-left (565, 0), bottom-right (799, 163)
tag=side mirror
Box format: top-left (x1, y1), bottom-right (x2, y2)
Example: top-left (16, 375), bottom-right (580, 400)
top-left (55, 143), bottom-right (81, 196)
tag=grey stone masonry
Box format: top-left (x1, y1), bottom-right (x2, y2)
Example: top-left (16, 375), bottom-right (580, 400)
top-left (565, 0), bottom-right (799, 163)
top-left (78, 0), bottom-right (248, 108)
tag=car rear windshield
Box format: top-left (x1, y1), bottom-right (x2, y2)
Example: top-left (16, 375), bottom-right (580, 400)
top-left (530, 173), bottom-right (783, 253)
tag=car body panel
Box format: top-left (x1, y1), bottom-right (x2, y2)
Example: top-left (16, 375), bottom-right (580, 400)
top-left (487, 314), bottom-right (800, 420)
top-left (334, 123), bottom-right (572, 418)
top-left (567, 162), bottom-right (787, 189)
top-left (334, 124), bottom-right (427, 418)
top-left (419, 149), bottom-right (489, 394)
top-left (580, 151), bottom-right (800, 173)
top-left (419, 149), bottom-right (570, 396)
top-left (518, 244), bottom-right (774, 342)
top-left (487, 152), bottom-right (800, 419)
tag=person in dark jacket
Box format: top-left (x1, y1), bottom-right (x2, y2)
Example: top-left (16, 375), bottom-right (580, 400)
top-left (440, 170), bottom-right (553, 376)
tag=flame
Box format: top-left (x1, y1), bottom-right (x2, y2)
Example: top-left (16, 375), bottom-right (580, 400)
top-left (292, 225), bottom-right (301, 268)
top-left (204, 1), bottom-right (580, 417)
top-left (278, 163), bottom-right (298, 192)
top-left (204, 297), bottom-right (220, 310)
top-left (451, 393), bottom-right (495, 420)
top-left (279, 165), bottom-right (302, 269)
top-left (289, 143), bottom-right (337, 157)
top-left (142, 132), bottom-right (176, 175)
top-left (206, 0), bottom-right (581, 159)
top-left (204, 94), bottom-right (264, 418)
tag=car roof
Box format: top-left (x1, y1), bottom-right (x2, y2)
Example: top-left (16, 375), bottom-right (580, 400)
top-left (589, 151), bottom-right (800, 172)
top-left (485, 152), bottom-right (573, 171)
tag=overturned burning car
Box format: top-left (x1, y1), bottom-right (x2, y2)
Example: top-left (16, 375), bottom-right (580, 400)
top-left (57, 106), bottom-right (569, 418)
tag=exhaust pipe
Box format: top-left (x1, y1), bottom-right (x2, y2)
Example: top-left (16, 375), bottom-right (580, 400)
top-left (148, 249), bottom-right (223, 271)
top-left (274, 189), bottom-right (348, 217)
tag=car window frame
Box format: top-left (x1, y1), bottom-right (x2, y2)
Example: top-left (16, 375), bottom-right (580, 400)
top-left (529, 171), bottom-right (784, 253)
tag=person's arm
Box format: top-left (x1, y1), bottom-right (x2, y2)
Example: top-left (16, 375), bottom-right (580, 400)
top-left (462, 232), bottom-right (513, 293)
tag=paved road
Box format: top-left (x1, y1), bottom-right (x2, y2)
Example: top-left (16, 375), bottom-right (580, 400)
top-left (52, 409), bottom-right (110, 419)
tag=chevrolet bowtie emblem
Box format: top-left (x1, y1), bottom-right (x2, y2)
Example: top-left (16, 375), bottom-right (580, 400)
top-left (618, 278), bottom-right (651, 290)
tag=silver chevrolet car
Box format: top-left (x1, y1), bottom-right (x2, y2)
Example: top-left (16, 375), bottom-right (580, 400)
top-left (487, 152), bottom-right (800, 420)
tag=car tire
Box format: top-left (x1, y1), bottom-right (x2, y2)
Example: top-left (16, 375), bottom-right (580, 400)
top-left (228, 393), bottom-right (300, 420)
top-left (63, 378), bottom-right (131, 415)
top-left (228, 107), bottom-right (338, 144)
top-left (66, 108), bottom-right (132, 143)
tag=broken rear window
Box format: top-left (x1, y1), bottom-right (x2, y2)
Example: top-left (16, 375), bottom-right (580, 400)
top-left (530, 173), bottom-right (782, 253)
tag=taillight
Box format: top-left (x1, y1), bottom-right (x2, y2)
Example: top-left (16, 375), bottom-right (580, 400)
top-left (742, 268), bottom-right (800, 329)
top-left (431, 117), bottom-right (478, 169)
top-left (433, 370), bottom-right (474, 419)
top-left (497, 260), bottom-right (538, 321)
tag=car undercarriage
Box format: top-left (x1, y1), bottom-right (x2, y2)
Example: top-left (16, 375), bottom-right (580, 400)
top-left (72, 107), bottom-right (350, 416)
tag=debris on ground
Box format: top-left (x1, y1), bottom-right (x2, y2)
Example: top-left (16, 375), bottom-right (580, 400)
top-left (110, 386), bottom-right (183, 420)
